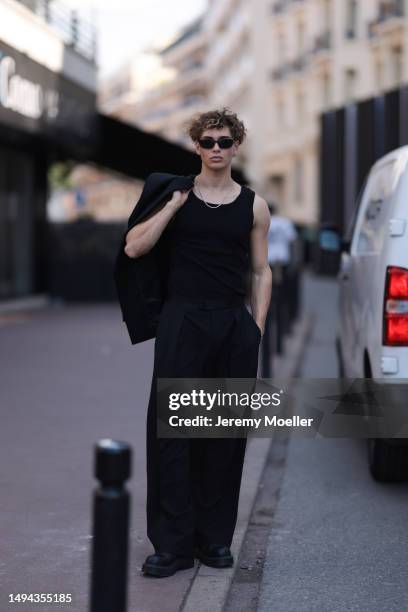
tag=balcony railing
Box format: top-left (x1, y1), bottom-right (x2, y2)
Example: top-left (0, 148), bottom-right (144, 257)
top-left (270, 52), bottom-right (309, 80)
top-left (16, 0), bottom-right (97, 63)
top-left (271, 64), bottom-right (291, 80)
top-left (378, 0), bottom-right (405, 20)
top-left (345, 26), bottom-right (357, 40)
top-left (270, 39), bottom-right (331, 81)
top-left (271, 0), bottom-right (305, 14)
top-left (368, 0), bottom-right (405, 37)
top-left (271, 0), bottom-right (287, 14)
top-left (291, 53), bottom-right (309, 72)
top-left (313, 30), bottom-right (332, 52)
top-left (367, 21), bottom-right (378, 39)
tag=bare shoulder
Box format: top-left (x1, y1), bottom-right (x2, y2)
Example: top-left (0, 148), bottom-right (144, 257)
top-left (252, 192), bottom-right (270, 230)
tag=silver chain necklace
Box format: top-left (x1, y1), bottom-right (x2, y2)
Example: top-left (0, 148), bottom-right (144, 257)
top-left (195, 182), bottom-right (236, 209)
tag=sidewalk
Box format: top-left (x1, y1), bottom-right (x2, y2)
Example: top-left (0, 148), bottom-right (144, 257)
top-left (0, 291), bottom-right (310, 612)
top-left (256, 271), bottom-right (408, 612)
top-left (257, 270), bottom-right (339, 612)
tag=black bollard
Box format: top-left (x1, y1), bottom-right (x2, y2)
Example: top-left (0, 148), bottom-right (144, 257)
top-left (261, 304), bottom-right (273, 378)
top-left (271, 264), bottom-right (284, 354)
top-left (275, 288), bottom-right (283, 354)
top-left (90, 439), bottom-right (132, 612)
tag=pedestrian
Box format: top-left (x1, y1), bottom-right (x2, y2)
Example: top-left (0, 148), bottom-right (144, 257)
top-left (123, 108), bottom-right (272, 577)
top-left (267, 202), bottom-right (297, 273)
top-left (267, 203), bottom-right (298, 342)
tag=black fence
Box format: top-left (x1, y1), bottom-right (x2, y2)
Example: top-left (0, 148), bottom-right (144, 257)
top-left (17, 0), bottom-right (97, 63)
top-left (260, 241), bottom-right (303, 378)
top-left (317, 84), bottom-right (408, 274)
top-left (47, 219), bottom-right (124, 301)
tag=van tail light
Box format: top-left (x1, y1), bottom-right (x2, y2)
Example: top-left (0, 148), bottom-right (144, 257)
top-left (383, 266), bottom-right (408, 345)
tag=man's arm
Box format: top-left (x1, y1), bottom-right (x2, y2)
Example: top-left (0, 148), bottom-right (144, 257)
top-left (249, 194), bottom-right (272, 336)
top-left (124, 189), bottom-right (191, 258)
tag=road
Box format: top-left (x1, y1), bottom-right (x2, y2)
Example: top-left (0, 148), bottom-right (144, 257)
top-left (257, 271), bottom-right (408, 612)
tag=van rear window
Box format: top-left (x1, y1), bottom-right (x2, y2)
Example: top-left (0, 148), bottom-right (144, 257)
top-left (356, 160), bottom-right (400, 254)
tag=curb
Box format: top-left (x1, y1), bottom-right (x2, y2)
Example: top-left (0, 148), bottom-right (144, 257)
top-left (180, 310), bottom-right (315, 612)
top-left (0, 294), bottom-right (49, 314)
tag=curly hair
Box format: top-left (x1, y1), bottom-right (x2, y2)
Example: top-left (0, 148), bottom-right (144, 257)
top-left (186, 107), bottom-right (247, 144)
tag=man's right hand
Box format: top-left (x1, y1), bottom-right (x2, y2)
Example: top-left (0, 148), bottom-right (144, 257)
top-left (166, 188), bottom-right (192, 210)
top-left (124, 188), bottom-right (192, 258)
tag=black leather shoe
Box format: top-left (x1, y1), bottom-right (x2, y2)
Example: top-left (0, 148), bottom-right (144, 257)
top-left (142, 552), bottom-right (194, 578)
top-left (195, 545), bottom-right (234, 568)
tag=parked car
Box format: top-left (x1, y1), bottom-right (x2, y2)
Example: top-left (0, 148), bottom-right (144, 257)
top-left (319, 145), bottom-right (408, 482)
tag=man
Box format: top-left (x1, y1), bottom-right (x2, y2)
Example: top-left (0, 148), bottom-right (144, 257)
top-left (267, 203), bottom-right (298, 343)
top-left (124, 108), bottom-right (272, 577)
top-left (267, 202), bottom-right (298, 271)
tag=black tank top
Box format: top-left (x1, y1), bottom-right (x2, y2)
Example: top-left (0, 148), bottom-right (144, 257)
top-left (165, 184), bottom-right (255, 299)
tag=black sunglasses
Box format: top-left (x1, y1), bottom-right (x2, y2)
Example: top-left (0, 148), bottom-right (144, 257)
top-left (198, 137), bottom-right (235, 149)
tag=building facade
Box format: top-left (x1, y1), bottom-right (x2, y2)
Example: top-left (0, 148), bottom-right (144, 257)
top-left (99, 17), bottom-right (208, 148)
top-left (204, 0), bottom-right (408, 225)
top-left (257, 0), bottom-right (408, 226)
top-left (0, 0), bottom-right (97, 300)
top-left (99, 0), bottom-right (408, 227)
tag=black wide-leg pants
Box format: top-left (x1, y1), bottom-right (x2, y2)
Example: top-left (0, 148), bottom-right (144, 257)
top-left (146, 296), bottom-right (262, 556)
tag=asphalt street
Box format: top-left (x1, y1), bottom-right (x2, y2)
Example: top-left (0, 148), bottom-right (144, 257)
top-left (257, 272), bottom-right (408, 612)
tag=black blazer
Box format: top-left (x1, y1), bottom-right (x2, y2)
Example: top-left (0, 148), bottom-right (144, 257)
top-left (113, 172), bottom-right (196, 344)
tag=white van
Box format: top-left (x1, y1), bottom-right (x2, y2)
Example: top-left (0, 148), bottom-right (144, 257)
top-left (319, 145), bottom-right (408, 482)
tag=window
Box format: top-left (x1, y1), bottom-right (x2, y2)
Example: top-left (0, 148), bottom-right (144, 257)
top-left (344, 68), bottom-right (357, 103)
top-left (278, 31), bottom-right (287, 64)
top-left (323, 0), bottom-right (331, 31)
top-left (297, 20), bottom-right (305, 55)
top-left (344, 175), bottom-right (367, 250)
top-left (376, 60), bottom-right (384, 93)
top-left (297, 89), bottom-right (305, 119)
top-left (322, 72), bottom-right (331, 108)
top-left (294, 156), bottom-right (303, 204)
top-left (276, 94), bottom-right (285, 128)
top-left (392, 46), bottom-right (403, 85)
top-left (353, 160), bottom-right (400, 254)
top-left (345, 0), bottom-right (358, 39)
